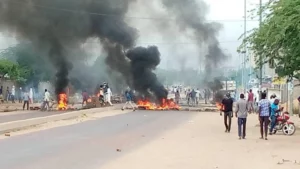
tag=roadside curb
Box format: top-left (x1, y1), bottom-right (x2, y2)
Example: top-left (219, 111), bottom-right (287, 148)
top-left (0, 106), bottom-right (122, 134)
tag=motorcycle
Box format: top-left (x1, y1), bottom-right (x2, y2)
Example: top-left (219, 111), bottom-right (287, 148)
top-left (268, 111), bottom-right (296, 136)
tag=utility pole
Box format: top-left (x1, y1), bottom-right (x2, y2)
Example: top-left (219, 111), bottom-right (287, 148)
top-left (259, 0), bottom-right (263, 99)
top-left (243, 0), bottom-right (247, 93)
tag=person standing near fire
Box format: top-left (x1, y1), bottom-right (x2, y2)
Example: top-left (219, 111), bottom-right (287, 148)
top-left (106, 85), bottom-right (113, 106)
top-left (221, 93), bottom-right (234, 133)
top-left (82, 90), bottom-right (88, 107)
top-left (121, 89), bottom-right (135, 111)
top-left (29, 88), bottom-right (33, 103)
top-left (99, 85), bottom-right (105, 105)
top-left (41, 89), bottom-right (51, 111)
top-left (175, 90), bottom-right (180, 104)
top-left (23, 90), bottom-right (30, 110)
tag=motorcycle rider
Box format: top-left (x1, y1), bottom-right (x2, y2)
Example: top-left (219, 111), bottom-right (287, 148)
top-left (269, 99), bottom-right (284, 134)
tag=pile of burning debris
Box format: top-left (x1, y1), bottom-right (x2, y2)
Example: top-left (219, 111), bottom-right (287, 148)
top-left (137, 98), bottom-right (180, 111)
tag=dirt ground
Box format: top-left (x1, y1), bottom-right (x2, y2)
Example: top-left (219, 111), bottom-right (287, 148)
top-left (0, 102), bottom-right (42, 112)
top-left (101, 112), bottom-right (300, 169)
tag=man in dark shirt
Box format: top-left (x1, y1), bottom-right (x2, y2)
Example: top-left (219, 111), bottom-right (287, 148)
top-left (221, 93), bottom-right (234, 133)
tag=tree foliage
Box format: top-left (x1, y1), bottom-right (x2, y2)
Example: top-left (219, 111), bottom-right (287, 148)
top-left (0, 43), bottom-right (52, 86)
top-left (240, 0), bottom-right (300, 79)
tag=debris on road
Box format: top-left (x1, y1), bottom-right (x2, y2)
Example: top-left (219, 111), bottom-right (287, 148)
top-left (4, 133), bottom-right (10, 137)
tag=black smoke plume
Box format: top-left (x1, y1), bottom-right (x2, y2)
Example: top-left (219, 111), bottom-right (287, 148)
top-left (0, 0), bottom-right (137, 96)
top-left (126, 46), bottom-right (168, 101)
top-left (161, 0), bottom-right (228, 83)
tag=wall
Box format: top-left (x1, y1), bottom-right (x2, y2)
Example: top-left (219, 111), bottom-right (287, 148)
top-left (0, 79), bottom-right (16, 98)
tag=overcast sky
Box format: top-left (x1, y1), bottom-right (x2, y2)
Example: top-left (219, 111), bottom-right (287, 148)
top-left (0, 0), bottom-right (268, 70)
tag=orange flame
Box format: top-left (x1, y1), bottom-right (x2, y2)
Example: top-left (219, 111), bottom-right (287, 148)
top-left (58, 93), bottom-right (68, 110)
top-left (216, 102), bottom-right (223, 111)
top-left (87, 98), bottom-right (92, 103)
top-left (137, 98), bottom-right (180, 110)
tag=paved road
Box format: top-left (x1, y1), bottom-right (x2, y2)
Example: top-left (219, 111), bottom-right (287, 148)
top-left (0, 105), bottom-right (122, 123)
top-left (0, 110), bottom-right (196, 169)
top-left (0, 110), bottom-right (73, 123)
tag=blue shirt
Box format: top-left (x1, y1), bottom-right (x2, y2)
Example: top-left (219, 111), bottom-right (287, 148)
top-left (125, 92), bottom-right (131, 101)
top-left (258, 99), bottom-right (270, 116)
top-left (270, 103), bottom-right (279, 117)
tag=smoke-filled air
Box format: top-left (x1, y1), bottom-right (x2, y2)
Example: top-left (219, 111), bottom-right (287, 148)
top-left (0, 0), bottom-right (227, 101)
top-left (161, 0), bottom-right (228, 90)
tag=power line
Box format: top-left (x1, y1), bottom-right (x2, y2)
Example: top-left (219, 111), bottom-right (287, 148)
top-left (1, 0), bottom-right (259, 22)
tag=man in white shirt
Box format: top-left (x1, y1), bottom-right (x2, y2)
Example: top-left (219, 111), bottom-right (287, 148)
top-left (195, 88), bottom-right (200, 105)
top-left (106, 86), bottom-right (113, 106)
top-left (11, 85), bottom-right (15, 103)
top-left (42, 89), bottom-right (51, 111)
top-left (270, 94), bottom-right (276, 104)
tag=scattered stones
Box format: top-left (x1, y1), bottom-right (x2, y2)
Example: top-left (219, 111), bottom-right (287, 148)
top-left (116, 149), bottom-right (122, 152)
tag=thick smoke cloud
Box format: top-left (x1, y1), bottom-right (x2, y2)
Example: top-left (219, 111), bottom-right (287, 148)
top-left (0, 0), bottom-right (137, 96)
top-left (126, 46), bottom-right (168, 101)
top-left (161, 0), bottom-right (227, 84)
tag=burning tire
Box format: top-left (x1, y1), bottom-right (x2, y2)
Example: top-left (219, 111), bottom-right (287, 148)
top-left (282, 124), bottom-right (296, 136)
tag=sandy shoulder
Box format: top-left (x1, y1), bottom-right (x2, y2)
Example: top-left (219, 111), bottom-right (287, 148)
top-left (101, 112), bottom-right (300, 169)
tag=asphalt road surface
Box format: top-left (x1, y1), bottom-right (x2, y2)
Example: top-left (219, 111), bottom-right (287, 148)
top-left (0, 110), bottom-right (71, 123)
top-left (0, 110), bottom-right (196, 169)
top-left (0, 105), bottom-right (121, 123)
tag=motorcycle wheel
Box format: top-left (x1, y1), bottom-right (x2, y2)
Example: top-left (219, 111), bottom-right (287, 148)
top-left (282, 124), bottom-right (296, 135)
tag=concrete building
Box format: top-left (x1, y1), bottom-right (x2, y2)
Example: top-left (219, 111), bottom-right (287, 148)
top-left (248, 51), bottom-right (276, 78)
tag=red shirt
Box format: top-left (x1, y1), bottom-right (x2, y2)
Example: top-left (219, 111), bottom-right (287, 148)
top-left (248, 92), bottom-right (254, 101)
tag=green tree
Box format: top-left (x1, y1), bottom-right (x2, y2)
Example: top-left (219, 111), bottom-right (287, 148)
top-left (0, 43), bottom-right (52, 87)
top-left (240, 0), bottom-right (300, 79)
top-left (0, 59), bottom-right (31, 84)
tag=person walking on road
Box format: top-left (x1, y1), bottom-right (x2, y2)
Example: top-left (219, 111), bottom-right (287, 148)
top-left (221, 93), bottom-right (234, 133)
top-left (235, 93), bottom-right (248, 139)
top-left (106, 85), bottom-right (113, 106)
top-left (258, 92), bottom-right (270, 140)
top-left (190, 89), bottom-right (196, 107)
top-left (121, 90), bottom-right (135, 111)
top-left (82, 90), bottom-right (89, 107)
top-left (41, 89), bottom-right (51, 111)
top-left (247, 89), bottom-right (254, 113)
top-left (23, 90), bottom-right (30, 110)
top-left (175, 90), bottom-right (180, 104)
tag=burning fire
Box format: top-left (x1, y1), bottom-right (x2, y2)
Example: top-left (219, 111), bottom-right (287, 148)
top-left (58, 93), bottom-right (68, 110)
top-left (87, 98), bottom-right (92, 103)
top-left (137, 98), bottom-right (180, 110)
top-left (216, 102), bottom-right (224, 111)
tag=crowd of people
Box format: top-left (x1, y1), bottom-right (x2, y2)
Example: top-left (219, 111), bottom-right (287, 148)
top-left (221, 89), bottom-right (283, 140)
